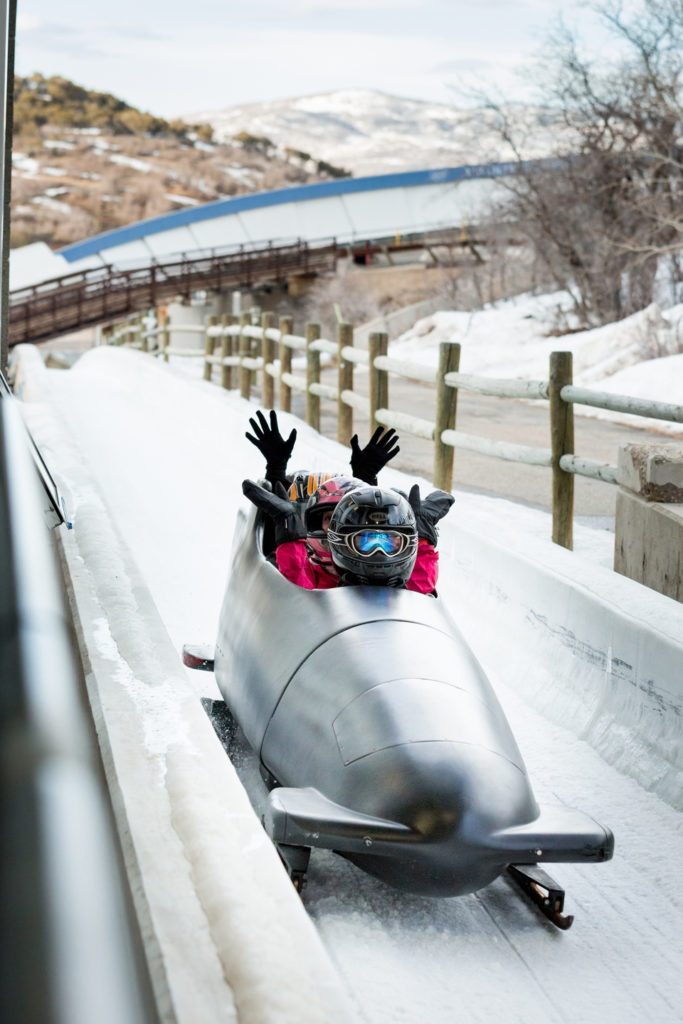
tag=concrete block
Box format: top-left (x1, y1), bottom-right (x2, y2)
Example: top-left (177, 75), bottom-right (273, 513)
top-left (616, 441), bottom-right (683, 502)
top-left (614, 488), bottom-right (683, 602)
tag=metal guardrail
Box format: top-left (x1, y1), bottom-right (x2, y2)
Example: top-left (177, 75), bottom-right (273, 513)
top-left (109, 307), bottom-right (683, 551)
top-left (0, 397), bottom-right (154, 1024)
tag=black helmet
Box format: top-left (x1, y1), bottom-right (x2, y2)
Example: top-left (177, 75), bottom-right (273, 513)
top-left (327, 486), bottom-right (418, 587)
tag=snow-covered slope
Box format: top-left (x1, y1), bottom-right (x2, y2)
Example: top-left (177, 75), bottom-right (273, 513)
top-left (391, 291), bottom-right (683, 435)
top-left (185, 89), bottom-right (569, 176)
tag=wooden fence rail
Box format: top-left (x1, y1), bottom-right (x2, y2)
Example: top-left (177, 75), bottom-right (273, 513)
top-left (106, 308), bottom-right (683, 550)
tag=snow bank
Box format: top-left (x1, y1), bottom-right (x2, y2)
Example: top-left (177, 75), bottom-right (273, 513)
top-left (391, 292), bottom-right (683, 436)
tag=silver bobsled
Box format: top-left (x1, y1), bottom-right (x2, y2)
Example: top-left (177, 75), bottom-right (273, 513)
top-left (207, 502), bottom-right (613, 916)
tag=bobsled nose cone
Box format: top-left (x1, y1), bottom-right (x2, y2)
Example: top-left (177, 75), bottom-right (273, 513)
top-left (333, 739), bottom-right (539, 897)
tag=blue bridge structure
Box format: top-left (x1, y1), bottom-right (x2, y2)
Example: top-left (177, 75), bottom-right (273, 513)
top-left (9, 161), bottom-right (517, 345)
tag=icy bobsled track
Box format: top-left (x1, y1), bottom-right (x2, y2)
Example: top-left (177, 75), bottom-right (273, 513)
top-left (12, 345), bottom-right (683, 1024)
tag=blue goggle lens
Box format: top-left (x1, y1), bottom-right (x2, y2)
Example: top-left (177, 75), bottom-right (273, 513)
top-left (352, 530), bottom-right (403, 556)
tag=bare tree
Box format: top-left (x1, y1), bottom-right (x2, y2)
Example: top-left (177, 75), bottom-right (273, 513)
top-left (485, 0), bottom-right (683, 326)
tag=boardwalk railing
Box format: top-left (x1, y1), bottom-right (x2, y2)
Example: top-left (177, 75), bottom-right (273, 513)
top-left (8, 226), bottom-right (486, 348)
top-left (8, 240), bottom-right (338, 346)
top-left (107, 309), bottom-right (683, 550)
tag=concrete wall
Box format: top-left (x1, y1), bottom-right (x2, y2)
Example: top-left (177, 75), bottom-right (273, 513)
top-left (615, 492), bottom-right (683, 602)
top-left (614, 442), bottom-right (683, 603)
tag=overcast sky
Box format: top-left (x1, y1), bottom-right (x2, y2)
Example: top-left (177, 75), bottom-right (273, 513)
top-left (15, 1), bottom-right (621, 117)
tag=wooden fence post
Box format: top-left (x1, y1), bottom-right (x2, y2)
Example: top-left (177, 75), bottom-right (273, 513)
top-left (279, 315), bottom-right (293, 412)
top-left (261, 312), bottom-right (276, 408)
top-left (549, 351), bottom-right (574, 550)
top-left (140, 314), bottom-right (149, 353)
top-left (204, 314), bottom-right (217, 381)
top-left (239, 311), bottom-right (251, 399)
top-left (369, 331), bottom-right (388, 429)
top-left (220, 313), bottom-right (234, 390)
top-left (433, 341), bottom-right (461, 491)
top-left (306, 321), bottom-right (321, 430)
top-left (161, 314), bottom-right (170, 362)
top-left (337, 321), bottom-right (354, 444)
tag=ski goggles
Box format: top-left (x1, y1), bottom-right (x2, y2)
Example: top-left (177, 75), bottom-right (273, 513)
top-left (345, 529), bottom-right (410, 558)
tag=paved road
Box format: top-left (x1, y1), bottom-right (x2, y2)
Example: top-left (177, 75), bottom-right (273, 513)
top-left (296, 367), bottom-right (669, 519)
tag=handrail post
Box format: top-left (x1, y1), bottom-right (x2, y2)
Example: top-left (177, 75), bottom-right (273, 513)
top-left (239, 311), bottom-right (251, 399)
top-left (204, 314), bottom-right (217, 381)
top-left (279, 315), bottom-right (293, 412)
top-left (337, 321), bottom-right (354, 444)
top-left (549, 351), bottom-right (574, 549)
top-left (433, 341), bottom-right (461, 490)
top-left (261, 311), bottom-right (276, 408)
top-left (306, 321), bottom-right (321, 430)
top-left (369, 331), bottom-right (388, 429)
top-left (220, 313), bottom-right (234, 390)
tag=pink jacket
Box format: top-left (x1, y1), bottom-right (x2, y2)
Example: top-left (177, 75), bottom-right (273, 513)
top-left (276, 538), bottom-right (439, 594)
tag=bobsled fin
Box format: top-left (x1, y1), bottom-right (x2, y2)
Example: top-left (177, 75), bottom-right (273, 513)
top-left (486, 803), bottom-right (614, 863)
top-left (264, 787), bottom-right (415, 854)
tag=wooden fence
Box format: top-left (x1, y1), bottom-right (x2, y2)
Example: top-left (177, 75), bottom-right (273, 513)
top-left (108, 310), bottom-right (683, 550)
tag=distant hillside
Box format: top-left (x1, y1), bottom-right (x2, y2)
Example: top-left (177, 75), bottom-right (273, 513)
top-left (14, 73), bottom-right (211, 141)
top-left (185, 88), bottom-right (570, 176)
top-left (10, 75), bottom-right (348, 252)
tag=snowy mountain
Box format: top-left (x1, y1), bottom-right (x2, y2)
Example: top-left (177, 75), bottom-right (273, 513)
top-left (185, 88), bottom-right (569, 177)
top-left (10, 73), bottom-right (345, 251)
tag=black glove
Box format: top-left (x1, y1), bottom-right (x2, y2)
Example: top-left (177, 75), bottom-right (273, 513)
top-left (245, 410), bottom-right (297, 486)
top-left (350, 427), bottom-right (400, 484)
top-left (242, 479), bottom-right (306, 547)
top-left (408, 484), bottom-right (454, 547)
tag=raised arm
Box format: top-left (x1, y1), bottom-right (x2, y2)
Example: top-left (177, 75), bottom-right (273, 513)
top-left (245, 410), bottom-right (297, 488)
top-left (349, 427), bottom-right (400, 484)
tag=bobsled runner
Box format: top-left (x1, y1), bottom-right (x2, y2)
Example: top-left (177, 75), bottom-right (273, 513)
top-left (185, 499), bottom-right (613, 928)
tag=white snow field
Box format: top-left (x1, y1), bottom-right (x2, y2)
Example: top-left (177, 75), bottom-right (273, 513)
top-left (392, 292), bottom-right (683, 435)
top-left (12, 340), bottom-right (683, 1024)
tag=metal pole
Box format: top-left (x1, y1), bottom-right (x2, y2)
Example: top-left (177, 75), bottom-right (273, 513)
top-left (0, 0), bottom-right (16, 373)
